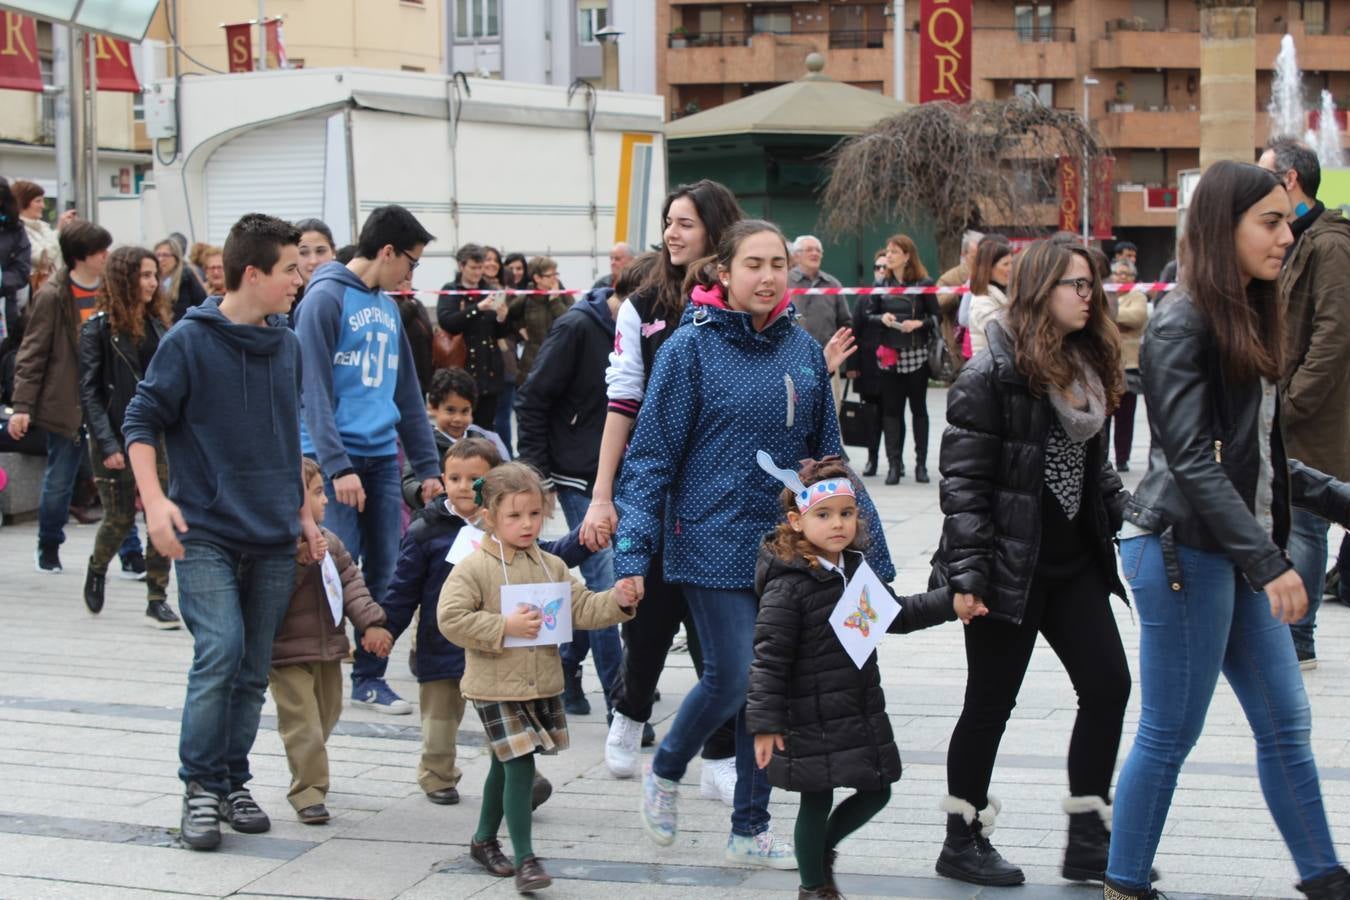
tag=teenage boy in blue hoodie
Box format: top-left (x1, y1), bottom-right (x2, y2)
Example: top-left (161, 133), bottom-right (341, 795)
top-left (122, 214), bottom-right (324, 851)
top-left (294, 205), bottom-right (442, 715)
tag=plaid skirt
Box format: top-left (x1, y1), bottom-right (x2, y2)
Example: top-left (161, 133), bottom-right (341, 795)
top-left (473, 695), bottom-right (570, 762)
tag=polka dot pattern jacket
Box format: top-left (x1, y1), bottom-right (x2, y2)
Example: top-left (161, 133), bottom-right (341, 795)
top-left (612, 301), bottom-right (896, 590)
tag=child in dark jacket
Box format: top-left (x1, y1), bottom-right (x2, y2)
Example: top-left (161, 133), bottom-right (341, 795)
top-left (383, 438), bottom-right (592, 808)
top-left (747, 457), bottom-right (986, 898)
top-left (269, 459), bottom-right (393, 825)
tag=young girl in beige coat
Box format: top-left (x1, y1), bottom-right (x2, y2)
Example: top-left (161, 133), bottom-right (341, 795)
top-left (438, 462), bottom-right (641, 892)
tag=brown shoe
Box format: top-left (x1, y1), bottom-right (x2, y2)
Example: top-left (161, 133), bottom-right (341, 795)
top-left (470, 837), bottom-right (514, 877)
top-left (797, 887), bottom-right (843, 899)
top-left (514, 854), bottom-right (551, 893)
top-left (296, 803), bottom-right (329, 824)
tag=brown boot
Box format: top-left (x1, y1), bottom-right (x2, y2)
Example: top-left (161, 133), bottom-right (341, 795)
top-left (469, 837), bottom-right (514, 877)
top-left (798, 887), bottom-right (843, 899)
top-left (514, 855), bottom-right (552, 892)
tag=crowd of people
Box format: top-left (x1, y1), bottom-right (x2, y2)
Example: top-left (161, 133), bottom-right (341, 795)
top-left (1, 133), bottom-right (1349, 900)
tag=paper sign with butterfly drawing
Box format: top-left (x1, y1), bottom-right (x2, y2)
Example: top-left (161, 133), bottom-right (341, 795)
top-left (501, 582), bottom-right (574, 648)
top-left (320, 554), bottom-right (345, 627)
top-left (446, 523), bottom-right (486, 565)
top-left (827, 559), bottom-right (901, 668)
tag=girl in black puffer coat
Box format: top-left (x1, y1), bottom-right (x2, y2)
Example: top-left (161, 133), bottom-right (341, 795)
top-left (747, 457), bottom-right (983, 899)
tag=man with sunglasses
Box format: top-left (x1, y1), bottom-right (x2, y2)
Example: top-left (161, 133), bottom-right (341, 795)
top-left (294, 205), bottom-right (442, 715)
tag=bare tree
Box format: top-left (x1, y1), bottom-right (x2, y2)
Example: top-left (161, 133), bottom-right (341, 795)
top-left (819, 100), bottom-right (1104, 267)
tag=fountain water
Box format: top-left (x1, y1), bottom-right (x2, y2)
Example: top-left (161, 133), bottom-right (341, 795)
top-left (1267, 34), bottom-right (1346, 169)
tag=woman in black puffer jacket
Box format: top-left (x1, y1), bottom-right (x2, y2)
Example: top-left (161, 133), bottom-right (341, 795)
top-left (932, 239), bottom-right (1132, 889)
top-left (747, 457), bottom-right (974, 899)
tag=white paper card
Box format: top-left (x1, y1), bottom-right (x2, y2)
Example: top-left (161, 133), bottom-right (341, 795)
top-left (501, 582), bottom-right (573, 648)
top-left (827, 560), bottom-right (902, 668)
top-left (320, 554), bottom-right (344, 627)
top-left (446, 524), bottom-right (486, 565)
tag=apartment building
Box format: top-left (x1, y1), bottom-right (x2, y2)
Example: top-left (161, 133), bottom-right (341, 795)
top-left (657, 0), bottom-right (1350, 270)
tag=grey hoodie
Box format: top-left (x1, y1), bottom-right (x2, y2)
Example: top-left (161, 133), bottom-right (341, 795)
top-left (122, 298), bottom-right (304, 554)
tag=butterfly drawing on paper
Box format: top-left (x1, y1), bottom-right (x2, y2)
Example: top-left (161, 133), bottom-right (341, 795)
top-left (843, 589), bottom-right (878, 638)
top-left (540, 598), bottom-right (564, 630)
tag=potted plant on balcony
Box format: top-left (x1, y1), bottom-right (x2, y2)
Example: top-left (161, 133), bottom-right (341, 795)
top-left (671, 25), bottom-right (688, 48)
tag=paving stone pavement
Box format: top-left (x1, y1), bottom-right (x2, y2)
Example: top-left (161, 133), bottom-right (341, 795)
top-left (1, 389), bottom-right (1347, 899)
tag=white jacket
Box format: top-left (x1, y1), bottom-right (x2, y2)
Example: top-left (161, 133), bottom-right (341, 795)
top-left (968, 284), bottom-right (1010, 357)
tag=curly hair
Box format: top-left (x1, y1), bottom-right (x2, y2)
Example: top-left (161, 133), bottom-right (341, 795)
top-left (1002, 240), bottom-right (1124, 411)
top-left (766, 458), bottom-right (868, 568)
top-left (98, 246), bottom-right (171, 341)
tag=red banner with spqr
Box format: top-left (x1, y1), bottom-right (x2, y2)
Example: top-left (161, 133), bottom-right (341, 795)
top-left (225, 23), bottom-right (253, 72)
top-left (1058, 156), bottom-right (1080, 233)
top-left (919, 0), bottom-right (972, 104)
top-left (0, 12), bottom-right (42, 92)
top-left (86, 35), bottom-right (142, 92)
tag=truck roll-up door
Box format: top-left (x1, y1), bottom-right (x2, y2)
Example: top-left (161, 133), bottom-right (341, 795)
top-left (203, 116), bottom-right (328, 245)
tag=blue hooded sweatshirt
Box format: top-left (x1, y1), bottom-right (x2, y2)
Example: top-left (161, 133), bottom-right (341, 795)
top-left (612, 299), bottom-right (895, 589)
top-left (121, 298), bottom-right (304, 554)
top-left (294, 261), bottom-right (439, 480)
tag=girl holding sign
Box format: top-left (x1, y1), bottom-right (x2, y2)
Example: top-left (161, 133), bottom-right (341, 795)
top-left (934, 238), bottom-right (1132, 887)
top-left (438, 462), bottom-right (642, 893)
top-left (748, 456), bottom-right (984, 898)
top-left (611, 219), bottom-right (894, 866)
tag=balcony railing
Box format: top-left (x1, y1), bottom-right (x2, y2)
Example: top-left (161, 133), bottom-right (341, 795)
top-left (990, 25), bottom-right (1077, 42)
top-left (1104, 17), bottom-right (1195, 33)
top-left (667, 28), bottom-right (886, 49)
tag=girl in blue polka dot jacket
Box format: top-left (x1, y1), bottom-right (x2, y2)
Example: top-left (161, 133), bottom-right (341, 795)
top-left (613, 218), bottom-right (897, 865)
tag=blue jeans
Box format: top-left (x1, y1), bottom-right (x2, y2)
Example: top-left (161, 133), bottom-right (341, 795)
top-left (1288, 507), bottom-right (1329, 656)
top-left (175, 541), bottom-right (295, 795)
top-left (652, 586), bottom-right (773, 837)
top-left (120, 526), bottom-right (143, 561)
top-left (316, 454), bottom-right (402, 687)
top-left (1107, 535), bottom-right (1341, 888)
top-left (556, 486), bottom-right (621, 709)
top-left (38, 432), bottom-right (84, 546)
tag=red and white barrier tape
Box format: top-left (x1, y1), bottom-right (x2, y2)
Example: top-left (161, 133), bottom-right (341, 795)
top-left (394, 282), bottom-right (1176, 298)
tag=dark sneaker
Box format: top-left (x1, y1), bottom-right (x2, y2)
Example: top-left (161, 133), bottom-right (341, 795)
top-left (146, 600), bottom-right (182, 630)
top-left (642, 721), bottom-right (657, 748)
top-left (83, 568), bottom-right (106, 614)
top-left (350, 678), bottom-right (412, 715)
top-left (180, 782), bottom-right (221, 850)
top-left (297, 803), bottom-right (330, 825)
top-left (120, 551), bottom-right (148, 581)
top-left (426, 787), bottom-right (460, 805)
top-left (220, 788), bottom-right (271, 834)
top-left (36, 543), bottom-right (62, 574)
top-left (1297, 647), bottom-right (1318, 671)
top-left (531, 773), bottom-right (552, 810)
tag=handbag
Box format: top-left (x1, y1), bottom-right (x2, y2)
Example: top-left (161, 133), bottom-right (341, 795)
top-left (927, 317), bottom-right (956, 384)
top-left (838, 378), bottom-right (876, 449)
top-left (431, 326), bottom-right (466, 371)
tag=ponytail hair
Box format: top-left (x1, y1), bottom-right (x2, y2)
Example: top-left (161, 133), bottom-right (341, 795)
top-left (681, 219), bottom-right (791, 299)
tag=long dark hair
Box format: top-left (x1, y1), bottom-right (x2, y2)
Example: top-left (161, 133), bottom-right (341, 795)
top-left (883, 233), bottom-right (928, 283)
top-left (1179, 160), bottom-right (1285, 383)
top-left (1004, 239), bottom-right (1123, 409)
top-left (969, 240), bottom-right (1012, 296)
top-left (643, 179), bottom-right (743, 318)
top-left (98, 246), bottom-right (172, 341)
top-left (501, 252), bottom-right (528, 289)
top-left (684, 219), bottom-right (790, 298)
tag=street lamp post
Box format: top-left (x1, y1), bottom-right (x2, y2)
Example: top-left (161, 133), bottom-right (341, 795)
top-left (1081, 75), bottom-right (1099, 244)
top-left (595, 25), bottom-right (622, 91)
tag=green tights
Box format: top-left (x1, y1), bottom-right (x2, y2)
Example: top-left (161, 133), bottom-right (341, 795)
top-left (473, 753), bottom-right (536, 865)
top-left (794, 785), bottom-right (892, 890)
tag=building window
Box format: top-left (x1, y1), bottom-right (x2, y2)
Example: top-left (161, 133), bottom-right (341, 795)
top-left (455, 0), bottom-right (499, 40)
top-left (750, 8), bottom-right (792, 35)
top-left (1013, 81), bottom-right (1055, 106)
top-left (578, 0), bottom-right (607, 45)
top-left (1014, 2), bottom-right (1054, 41)
top-left (1301, 0), bottom-right (1326, 36)
top-left (38, 54), bottom-right (56, 143)
top-left (1130, 150), bottom-right (1167, 186)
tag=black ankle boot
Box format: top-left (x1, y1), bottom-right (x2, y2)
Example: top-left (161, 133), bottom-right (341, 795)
top-left (1298, 866), bottom-right (1350, 899)
top-left (885, 466), bottom-right (901, 485)
top-left (862, 455), bottom-right (877, 477)
top-left (1062, 796), bottom-right (1110, 881)
top-left (934, 797), bottom-right (1024, 887)
top-left (562, 666), bottom-right (590, 715)
top-left (1104, 877), bottom-right (1163, 899)
top-left (915, 464), bottom-right (930, 484)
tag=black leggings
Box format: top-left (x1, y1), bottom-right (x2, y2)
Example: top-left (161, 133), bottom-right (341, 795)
top-left (946, 564), bottom-right (1130, 807)
top-left (611, 557), bottom-right (735, 759)
top-left (880, 366), bottom-right (930, 466)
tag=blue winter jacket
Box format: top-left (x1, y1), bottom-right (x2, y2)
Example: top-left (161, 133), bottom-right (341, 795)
top-left (383, 495), bottom-right (591, 683)
top-left (612, 302), bottom-right (895, 589)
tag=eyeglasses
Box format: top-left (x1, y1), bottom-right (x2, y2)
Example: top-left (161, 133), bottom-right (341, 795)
top-left (1055, 277), bottom-right (1093, 299)
top-left (874, 264), bottom-right (887, 271)
top-left (399, 249), bottom-right (420, 272)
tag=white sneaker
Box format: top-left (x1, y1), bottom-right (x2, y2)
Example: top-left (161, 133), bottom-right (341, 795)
top-left (605, 711), bottom-right (644, 778)
top-left (641, 766), bottom-right (679, 846)
top-left (699, 757), bottom-right (736, 807)
top-left (725, 830), bottom-right (797, 870)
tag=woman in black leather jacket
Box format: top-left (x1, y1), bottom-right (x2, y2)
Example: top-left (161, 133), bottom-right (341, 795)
top-left (1105, 162), bottom-right (1350, 900)
top-left (934, 239), bottom-right (1132, 889)
top-left (436, 243), bottom-right (508, 428)
top-left (851, 234), bottom-right (938, 484)
top-left (77, 246), bottom-right (177, 627)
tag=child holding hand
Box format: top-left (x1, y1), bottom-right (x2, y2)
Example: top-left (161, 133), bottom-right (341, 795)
top-left (747, 457), bottom-right (986, 899)
top-left (439, 462), bottom-right (641, 893)
top-left (269, 459), bottom-right (394, 825)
